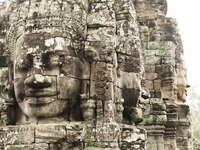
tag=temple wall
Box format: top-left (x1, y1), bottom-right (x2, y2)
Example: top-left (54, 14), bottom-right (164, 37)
top-left (135, 0), bottom-right (192, 150)
top-left (0, 0), bottom-right (192, 150)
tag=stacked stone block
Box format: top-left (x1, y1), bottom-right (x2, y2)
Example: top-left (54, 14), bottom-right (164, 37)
top-left (0, 0), bottom-right (192, 150)
top-left (135, 0), bottom-right (192, 150)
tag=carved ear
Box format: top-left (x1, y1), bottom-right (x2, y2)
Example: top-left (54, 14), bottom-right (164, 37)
top-left (8, 63), bottom-right (16, 102)
top-left (81, 61), bottom-right (91, 97)
top-left (0, 67), bottom-right (9, 100)
top-left (7, 81), bottom-right (15, 102)
top-left (0, 65), bottom-right (17, 124)
top-left (80, 59), bottom-right (91, 80)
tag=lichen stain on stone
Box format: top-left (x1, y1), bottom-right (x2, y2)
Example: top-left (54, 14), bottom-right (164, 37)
top-left (0, 0), bottom-right (192, 150)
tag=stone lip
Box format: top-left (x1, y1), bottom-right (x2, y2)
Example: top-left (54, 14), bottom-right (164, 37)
top-left (24, 97), bottom-right (57, 105)
top-left (24, 89), bottom-right (57, 97)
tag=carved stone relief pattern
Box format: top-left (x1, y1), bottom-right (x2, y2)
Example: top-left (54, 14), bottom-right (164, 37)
top-left (0, 0), bottom-right (191, 150)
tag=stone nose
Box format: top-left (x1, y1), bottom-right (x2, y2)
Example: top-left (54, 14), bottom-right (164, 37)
top-left (24, 74), bottom-right (52, 89)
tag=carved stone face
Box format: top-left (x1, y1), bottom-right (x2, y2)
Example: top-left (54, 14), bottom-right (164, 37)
top-left (176, 67), bottom-right (187, 103)
top-left (13, 33), bottom-right (83, 122)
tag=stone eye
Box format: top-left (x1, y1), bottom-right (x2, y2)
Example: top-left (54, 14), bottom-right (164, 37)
top-left (42, 52), bottom-right (50, 67)
top-left (16, 54), bottom-right (33, 71)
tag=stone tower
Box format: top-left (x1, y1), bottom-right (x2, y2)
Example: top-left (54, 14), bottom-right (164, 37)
top-left (0, 0), bottom-right (192, 150)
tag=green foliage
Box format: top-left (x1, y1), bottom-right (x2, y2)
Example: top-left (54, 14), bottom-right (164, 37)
top-left (193, 138), bottom-right (200, 150)
top-left (187, 87), bottom-right (200, 149)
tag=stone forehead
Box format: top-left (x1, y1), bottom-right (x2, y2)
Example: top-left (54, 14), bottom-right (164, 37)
top-left (14, 33), bottom-right (77, 58)
top-left (7, 21), bottom-right (85, 60)
top-left (18, 33), bottom-right (70, 46)
top-left (7, 0), bottom-right (87, 59)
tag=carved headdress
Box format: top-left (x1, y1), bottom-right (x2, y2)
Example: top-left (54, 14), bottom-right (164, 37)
top-left (6, 0), bottom-right (87, 60)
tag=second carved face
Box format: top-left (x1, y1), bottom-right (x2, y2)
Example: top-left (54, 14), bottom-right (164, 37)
top-left (13, 33), bottom-right (84, 123)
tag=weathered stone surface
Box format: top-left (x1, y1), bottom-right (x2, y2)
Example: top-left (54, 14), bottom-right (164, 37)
top-left (85, 148), bottom-right (119, 150)
top-left (0, 126), bottom-right (34, 145)
top-left (96, 123), bottom-right (120, 143)
top-left (5, 144), bottom-right (49, 150)
top-left (121, 124), bottom-right (146, 150)
top-left (0, 0), bottom-right (191, 150)
top-left (35, 124), bottom-right (67, 143)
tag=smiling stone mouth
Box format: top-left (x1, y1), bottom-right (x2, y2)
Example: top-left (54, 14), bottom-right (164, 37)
top-left (25, 89), bottom-right (58, 97)
top-left (24, 89), bottom-right (59, 105)
top-left (24, 96), bottom-right (57, 105)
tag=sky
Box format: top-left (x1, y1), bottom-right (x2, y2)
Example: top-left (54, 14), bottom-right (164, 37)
top-left (167, 0), bottom-right (200, 89)
top-left (0, 0), bottom-right (199, 94)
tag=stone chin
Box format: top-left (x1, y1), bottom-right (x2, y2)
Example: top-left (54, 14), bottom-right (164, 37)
top-left (18, 97), bottom-right (68, 118)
